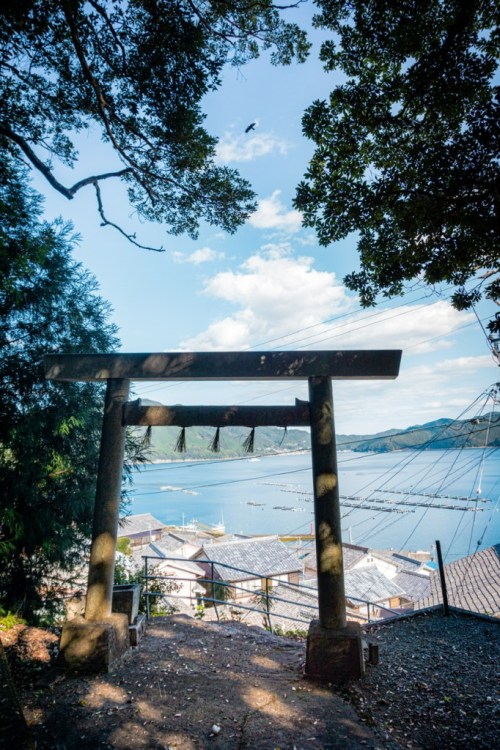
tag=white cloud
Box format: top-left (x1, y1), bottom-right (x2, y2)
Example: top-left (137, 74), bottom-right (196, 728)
top-left (216, 131), bottom-right (290, 163)
top-left (180, 251), bottom-right (351, 350)
top-left (172, 247), bottom-right (225, 265)
top-left (434, 355), bottom-right (493, 372)
top-left (334, 352), bottom-right (496, 432)
top-left (248, 190), bottom-right (302, 234)
top-left (295, 301), bottom-right (473, 354)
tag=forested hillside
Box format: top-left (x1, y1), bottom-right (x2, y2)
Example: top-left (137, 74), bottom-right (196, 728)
top-left (143, 413), bottom-right (499, 460)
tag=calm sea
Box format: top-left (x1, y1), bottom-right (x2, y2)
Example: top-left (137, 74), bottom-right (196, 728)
top-left (128, 448), bottom-right (499, 563)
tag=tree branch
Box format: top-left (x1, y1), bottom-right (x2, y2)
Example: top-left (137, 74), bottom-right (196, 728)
top-left (70, 168), bottom-right (133, 194)
top-left (93, 181), bottom-right (164, 252)
top-left (0, 123), bottom-right (74, 199)
top-left (87, 0), bottom-right (127, 70)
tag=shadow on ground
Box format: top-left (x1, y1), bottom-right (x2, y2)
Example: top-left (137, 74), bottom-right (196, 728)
top-left (19, 615), bottom-right (390, 750)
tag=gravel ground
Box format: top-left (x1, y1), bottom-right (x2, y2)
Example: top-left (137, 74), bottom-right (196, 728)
top-left (346, 610), bottom-right (500, 750)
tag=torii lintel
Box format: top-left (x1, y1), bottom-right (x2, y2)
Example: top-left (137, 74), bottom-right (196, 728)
top-left (44, 350), bottom-right (402, 382)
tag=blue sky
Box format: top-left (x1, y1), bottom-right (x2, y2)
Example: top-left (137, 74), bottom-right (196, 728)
top-left (34, 4), bottom-right (498, 434)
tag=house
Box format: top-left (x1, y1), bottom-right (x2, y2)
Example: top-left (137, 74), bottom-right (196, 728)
top-left (415, 543), bottom-right (500, 617)
top-left (393, 569), bottom-right (431, 606)
top-left (232, 580), bottom-right (318, 631)
top-left (131, 539), bottom-right (206, 608)
top-left (344, 566), bottom-right (406, 620)
top-left (118, 513), bottom-right (166, 546)
top-left (157, 530), bottom-right (210, 559)
top-left (304, 543), bottom-right (429, 584)
top-left (303, 542), bottom-right (367, 578)
top-left (194, 536), bottom-right (302, 601)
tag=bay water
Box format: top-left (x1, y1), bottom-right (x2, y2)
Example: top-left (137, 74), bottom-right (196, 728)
top-left (128, 448), bottom-right (498, 562)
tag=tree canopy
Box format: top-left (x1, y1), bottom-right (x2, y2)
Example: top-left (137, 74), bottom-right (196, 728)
top-left (0, 0), bottom-right (309, 250)
top-left (0, 161), bottom-right (139, 621)
top-left (295, 0), bottom-right (499, 334)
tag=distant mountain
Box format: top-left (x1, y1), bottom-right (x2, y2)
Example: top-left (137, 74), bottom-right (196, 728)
top-left (336, 414), bottom-right (500, 453)
top-left (143, 424), bottom-right (310, 460)
top-left (140, 411), bottom-right (499, 460)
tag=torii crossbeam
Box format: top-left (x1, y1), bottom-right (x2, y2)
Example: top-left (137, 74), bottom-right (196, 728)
top-left (45, 350), bottom-right (401, 679)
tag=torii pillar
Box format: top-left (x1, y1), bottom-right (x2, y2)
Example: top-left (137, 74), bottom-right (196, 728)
top-left (45, 350), bottom-right (401, 676)
top-left (306, 375), bottom-right (361, 682)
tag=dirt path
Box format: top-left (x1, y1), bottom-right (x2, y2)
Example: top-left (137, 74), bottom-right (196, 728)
top-left (19, 615), bottom-right (391, 750)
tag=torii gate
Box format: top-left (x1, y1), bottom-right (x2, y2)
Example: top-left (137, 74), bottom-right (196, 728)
top-left (45, 350), bottom-right (401, 680)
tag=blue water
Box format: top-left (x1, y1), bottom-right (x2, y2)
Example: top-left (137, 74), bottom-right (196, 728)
top-left (128, 448), bottom-right (499, 562)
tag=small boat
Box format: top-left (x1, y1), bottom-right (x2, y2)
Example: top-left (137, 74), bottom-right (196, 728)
top-left (212, 513), bottom-right (225, 534)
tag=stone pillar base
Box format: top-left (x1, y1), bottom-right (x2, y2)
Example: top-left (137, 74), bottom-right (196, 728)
top-left (129, 613), bottom-right (147, 647)
top-left (305, 619), bottom-right (365, 684)
top-left (58, 613), bottom-right (130, 673)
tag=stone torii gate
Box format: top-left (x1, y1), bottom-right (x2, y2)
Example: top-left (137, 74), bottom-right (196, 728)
top-left (45, 350), bottom-right (401, 679)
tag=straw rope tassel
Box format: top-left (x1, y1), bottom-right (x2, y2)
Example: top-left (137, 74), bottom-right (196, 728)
top-left (175, 427), bottom-right (186, 452)
top-left (278, 425), bottom-right (288, 447)
top-left (243, 427), bottom-right (255, 453)
top-left (208, 427), bottom-right (221, 453)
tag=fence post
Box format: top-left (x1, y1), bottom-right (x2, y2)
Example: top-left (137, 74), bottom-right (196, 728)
top-left (212, 562), bottom-right (220, 621)
top-left (435, 540), bottom-right (450, 616)
top-left (265, 577), bottom-right (272, 632)
top-left (144, 557), bottom-right (150, 620)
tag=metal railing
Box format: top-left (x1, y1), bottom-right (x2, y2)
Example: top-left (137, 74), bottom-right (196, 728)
top-left (141, 555), bottom-right (402, 630)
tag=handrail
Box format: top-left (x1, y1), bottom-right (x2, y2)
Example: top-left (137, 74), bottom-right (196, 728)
top-left (139, 553), bottom-right (402, 627)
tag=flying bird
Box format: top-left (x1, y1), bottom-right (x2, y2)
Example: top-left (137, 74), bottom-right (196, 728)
top-left (244, 122), bottom-right (256, 133)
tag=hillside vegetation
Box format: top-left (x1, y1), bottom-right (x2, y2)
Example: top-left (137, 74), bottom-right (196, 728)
top-left (143, 413), bottom-right (499, 460)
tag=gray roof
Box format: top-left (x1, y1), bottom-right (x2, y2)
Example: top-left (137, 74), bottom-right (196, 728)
top-left (152, 534), bottom-right (187, 554)
top-left (131, 542), bottom-right (205, 576)
top-left (168, 529), bottom-right (213, 544)
top-left (223, 580), bottom-right (368, 630)
top-left (214, 533), bottom-right (251, 543)
top-left (343, 544), bottom-right (370, 570)
top-left (304, 543), bottom-right (369, 574)
top-left (394, 570), bottom-right (431, 601)
top-left (384, 551), bottom-right (424, 571)
top-left (344, 566), bottom-right (405, 603)
top-left (131, 542), bottom-right (159, 566)
top-left (267, 582), bottom-right (318, 626)
top-left (197, 536), bottom-right (301, 582)
top-left (160, 558), bottom-right (206, 576)
top-left (416, 544), bottom-right (500, 616)
top-left (119, 513), bottom-right (165, 537)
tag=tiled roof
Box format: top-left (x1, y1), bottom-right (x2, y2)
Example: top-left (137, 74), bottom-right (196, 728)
top-left (152, 535), bottom-right (187, 554)
top-left (131, 542), bottom-right (205, 576)
top-left (304, 543), bottom-right (369, 574)
top-left (118, 513), bottom-right (165, 537)
top-left (213, 533), bottom-right (251, 543)
top-left (214, 582), bottom-right (318, 631)
top-left (342, 543), bottom-right (370, 565)
top-left (197, 536), bottom-right (301, 581)
top-left (217, 581), bottom-right (366, 630)
top-left (394, 570), bottom-right (431, 601)
top-left (371, 550), bottom-right (423, 572)
top-left (345, 566), bottom-right (405, 603)
top-left (131, 543), bottom-right (159, 566)
top-left (161, 559), bottom-right (206, 576)
top-left (416, 544), bottom-right (500, 617)
top-left (343, 544), bottom-right (370, 570)
top-left (390, 552), bottom-right (425, 571)
top-left (168, 530), bottom-right (213, 544)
